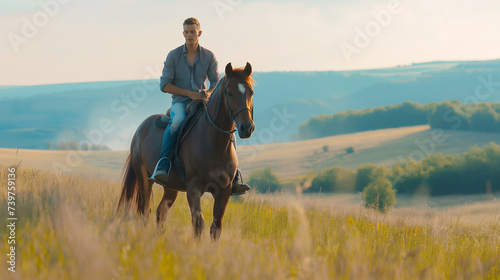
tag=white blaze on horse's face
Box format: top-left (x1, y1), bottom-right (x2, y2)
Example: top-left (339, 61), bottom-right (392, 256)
top-left (238, 83), bottom-right (245, 95)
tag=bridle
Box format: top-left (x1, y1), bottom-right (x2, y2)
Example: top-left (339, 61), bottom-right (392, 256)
top-left (203, 76), bottom-right (253, 135)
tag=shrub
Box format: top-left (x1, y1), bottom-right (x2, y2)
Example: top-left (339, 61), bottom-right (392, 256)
top-left (345, 146), bottom-right (355, 154)
top-left (362, 176), bottom-right (396, 213)
top-left (247, 166), bottom-right (282, 193)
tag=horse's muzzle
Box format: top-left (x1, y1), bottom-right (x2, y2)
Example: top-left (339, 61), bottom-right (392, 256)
top-left (238, 120), bottom-right (255, 139)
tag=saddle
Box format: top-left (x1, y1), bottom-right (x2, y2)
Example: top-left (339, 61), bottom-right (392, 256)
top-left (154, 100), bottom-right (205, 181)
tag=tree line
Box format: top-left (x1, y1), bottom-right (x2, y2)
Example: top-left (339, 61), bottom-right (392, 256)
top-left (302, 143), bottom-right (500, 197)
top-left (293, 100), bottom-right (500, 140)
top-left (428, 100), bottom-right (500, 133)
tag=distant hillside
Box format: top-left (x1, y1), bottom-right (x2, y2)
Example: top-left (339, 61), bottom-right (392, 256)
top-left (293, 101), bottom-right (432, 140)
top-left (335, 59), bottom-right (500, 110)
top-left (1, 59), bottom-right (499, 149)
top-left (0, 80), bottom-right (142, 99)
top-left (293, 100), bottom-right (500, 140)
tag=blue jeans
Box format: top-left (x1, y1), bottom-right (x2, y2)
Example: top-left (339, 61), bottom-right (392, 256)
top-left (157, 101), bottom-right (189, 169)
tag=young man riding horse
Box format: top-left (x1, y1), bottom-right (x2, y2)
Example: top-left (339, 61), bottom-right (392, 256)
top-left (149, 17), bottom-right (250, 195)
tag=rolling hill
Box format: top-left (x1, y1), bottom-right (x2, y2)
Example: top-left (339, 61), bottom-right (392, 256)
top-left (2, 59), bottom-right (499, 149)
top-left (3, 125), bottom-right (500, 185)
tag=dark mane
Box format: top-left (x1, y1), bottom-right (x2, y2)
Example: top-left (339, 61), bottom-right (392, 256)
top-left (228, 67), bottom-right (255, 87)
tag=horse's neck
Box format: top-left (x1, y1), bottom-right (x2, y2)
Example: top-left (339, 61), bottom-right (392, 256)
top-left (207, 80), bottom-right (235, 133)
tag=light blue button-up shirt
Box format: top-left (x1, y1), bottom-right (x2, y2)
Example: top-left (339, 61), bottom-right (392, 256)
top-left (160, 44), bottom-right (219, 103)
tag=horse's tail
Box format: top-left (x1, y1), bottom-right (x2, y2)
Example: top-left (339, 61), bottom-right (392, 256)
top-left (118, 153), bottom-right (136, 212)
top-left (118, 153), bottom-right (152, 215)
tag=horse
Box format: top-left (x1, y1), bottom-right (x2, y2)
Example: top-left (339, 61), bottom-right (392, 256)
top-left (118, 62), bottom-right (255, 240)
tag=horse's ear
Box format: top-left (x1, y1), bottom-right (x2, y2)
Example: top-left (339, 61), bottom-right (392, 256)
top-left (225, 63), bottom-right (233, 76)
top-left (244, 62), bottom-right (252, 76)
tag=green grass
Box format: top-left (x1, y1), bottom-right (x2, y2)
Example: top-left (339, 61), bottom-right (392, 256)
top-left (0, 167), bottom-right (499, 279)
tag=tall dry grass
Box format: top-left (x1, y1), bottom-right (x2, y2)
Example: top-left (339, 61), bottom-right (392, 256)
top-left (0, 166), bottom-right (499, 279)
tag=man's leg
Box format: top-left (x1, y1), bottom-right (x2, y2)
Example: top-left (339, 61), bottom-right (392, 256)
top-left (231, 136), bottom-right (251, 195)
top-left (150, 102), bottom-right (188, 184)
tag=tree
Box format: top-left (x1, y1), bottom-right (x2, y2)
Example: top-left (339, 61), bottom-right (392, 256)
top-left (247, 166), bottom-right (282, 193)
top-left (354, 164), bottom-right (388, 192)
top-left (362, 177), bottom-right (396, 213)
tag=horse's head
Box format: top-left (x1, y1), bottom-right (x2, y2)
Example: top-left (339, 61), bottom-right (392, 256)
top-left (224, 62), bottom-right (255, 139)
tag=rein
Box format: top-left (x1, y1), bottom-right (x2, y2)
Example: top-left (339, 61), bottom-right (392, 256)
top-left (203, 76), bottom-right (252, 136)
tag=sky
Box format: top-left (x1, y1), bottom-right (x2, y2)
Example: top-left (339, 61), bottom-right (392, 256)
top-left (1, 0), bottom-right (500, 85)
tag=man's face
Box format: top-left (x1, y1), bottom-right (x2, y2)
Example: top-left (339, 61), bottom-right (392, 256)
top-left (183, 24), bottom-right (201, 46)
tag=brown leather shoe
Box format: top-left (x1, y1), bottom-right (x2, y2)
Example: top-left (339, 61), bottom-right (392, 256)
top-left (231, 169), bottom-right (250, 195)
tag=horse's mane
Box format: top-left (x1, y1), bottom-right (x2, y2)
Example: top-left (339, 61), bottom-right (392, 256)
top-left (228, 67), bottom-right (255, 87)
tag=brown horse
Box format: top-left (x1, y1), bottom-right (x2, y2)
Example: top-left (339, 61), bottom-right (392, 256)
top-left (118, 62), bottom-right (255, 240)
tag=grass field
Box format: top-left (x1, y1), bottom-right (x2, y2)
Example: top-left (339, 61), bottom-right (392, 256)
top-left (0, 166), bottom-right (499, 279)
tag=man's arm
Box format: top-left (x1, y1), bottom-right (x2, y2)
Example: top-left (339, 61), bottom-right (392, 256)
top-left (160, 51), bottom-right (202, 100)
top-left (163, 83), bottom-right (202, 100)
top-left (207, 53), bottom-right (220, 91)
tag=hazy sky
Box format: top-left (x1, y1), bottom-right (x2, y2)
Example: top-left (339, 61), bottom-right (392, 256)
top-left (1, 0), bottom-right (499, 85)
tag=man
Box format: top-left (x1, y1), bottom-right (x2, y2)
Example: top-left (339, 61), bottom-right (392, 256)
top-left (150, 17), bottom-right (250, 195)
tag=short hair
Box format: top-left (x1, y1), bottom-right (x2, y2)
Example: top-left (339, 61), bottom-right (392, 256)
top-left (183, 17), bottom-right (200, 29)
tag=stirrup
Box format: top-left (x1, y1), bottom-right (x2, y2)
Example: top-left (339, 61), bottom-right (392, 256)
top-left (148, 157), bottom-right (171, 185)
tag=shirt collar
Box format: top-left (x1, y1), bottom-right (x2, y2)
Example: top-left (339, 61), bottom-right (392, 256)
top-left (182, 43), bottom-right (201, 54)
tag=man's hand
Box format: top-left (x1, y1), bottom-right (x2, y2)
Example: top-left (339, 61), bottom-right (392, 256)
top-left (201, 90), bottom-right (211, 104)
top-left (205, 87), bottom-right (214, 98)
top-left (163, 83), bottom-right (204, 100)
top-left (189, 91), bottom-right (203, 100)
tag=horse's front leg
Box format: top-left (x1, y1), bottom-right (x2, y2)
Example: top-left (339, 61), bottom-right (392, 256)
top-left (210, 184), bottom-right (232, 241)
top-left (187, 187), bottom-right (205, 238)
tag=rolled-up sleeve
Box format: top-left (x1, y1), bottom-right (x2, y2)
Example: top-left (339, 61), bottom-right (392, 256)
top-left (207, 53), bottom-right (219, 89)
top-left (159, 51), bottom-right (176, 92)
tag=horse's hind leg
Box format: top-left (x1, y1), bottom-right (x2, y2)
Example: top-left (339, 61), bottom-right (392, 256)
top-left (137, 165), bottom-right (153, 217)
top-left (187, 188), bottom-right (205, 238)
top-left (210, 185), bottom-right (232, 241)
top-left (156, 188), bottom-right (178, 228)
